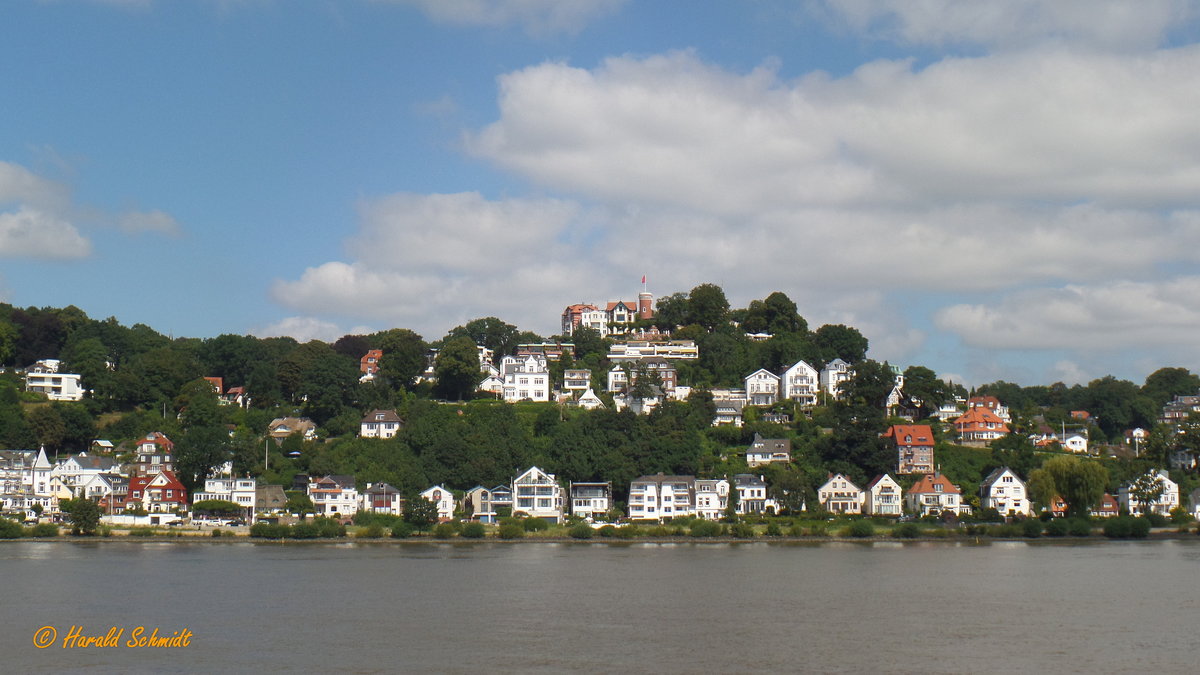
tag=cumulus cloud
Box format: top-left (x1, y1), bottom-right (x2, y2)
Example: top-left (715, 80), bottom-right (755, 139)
top-left (271, 192), bottom-right (606, 337)
top-left (934, 277), bottom-right (1200, 351)
top-left (0, 207), bottom-right (91, 259)
top-left (251, 316), bottom-right (359, 344)
top-left (815, 0), bottom-right (1196, 51)
top-left (380, 0), bottom-right (626, 35)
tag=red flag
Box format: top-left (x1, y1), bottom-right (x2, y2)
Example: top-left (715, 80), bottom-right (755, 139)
top-left (641, 275), bottom-right (646, 284)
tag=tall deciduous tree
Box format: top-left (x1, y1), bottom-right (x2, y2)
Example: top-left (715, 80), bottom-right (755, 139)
top-left (688, 284), bottom-right (730, 331)
top-left (812, 324), bottom-right (869, 365)
top-left (654, 292), bottom-right (690, 331)
top-left (434, 336), bottom-right (482, 401)
top-left (903, 365), bottom-right (950, 420)
top-left (1028, 456), bottom-right (1108, 518)
top-left (376, 329), bottom-right (428, 390)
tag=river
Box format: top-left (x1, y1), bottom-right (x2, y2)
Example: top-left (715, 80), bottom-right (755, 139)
top-left (3, 539), bottom-right (1197, 673)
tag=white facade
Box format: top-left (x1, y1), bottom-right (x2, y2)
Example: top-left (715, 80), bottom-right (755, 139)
top-left (420, 485), bottom-right (457, 522)
top-left (193, 477), bottom-right (257, 523)
top-left (817, 474), bottom-right (864, 514)
top-left (1119, 469), bottom-right (1180, 516)
top-left (25, 364), bottom-right (84, 401)
top-left (307, 475), bottom-right (359, 517)
top-left (500, 355), bottom-right (551, 402)
top-left (512, 467), bottom-right (564, 522)
top-left (732, 474), bottom-right (774, 515)
top-left (979, 468), bottom-right (1031, 517)
top-left (628, 474), bottom-right (695, 521)
top-left (0, 448), bottom-right (56, 516)
top-left (694, 479), bottom-right (729, 520)
top-left (820, 359), bottom-right (852, 399)
top-left (746, 434), bottom-right (791, 467)
top-left (744, 369), bottom-right (781, 406)
top-left (569, 482), bottom-right (612, 521)
top-left (781, 360), bottom-right (820, 407)
top-left (359, 409), bottom-right (402, 439)
top-left (864, 475), bottom-right (903, 516)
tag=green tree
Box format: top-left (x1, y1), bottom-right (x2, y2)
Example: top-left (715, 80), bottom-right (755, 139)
top-left (444, 317), bottom-right (520, 358)
top-left (1128, 472), bottom-right (1167, 515)
top-left (902, 366), bottom-right (949, 420)
top-left (1142, 367), bottom-right (1200, 408)
top-left (376, 328), bottom-right (428, 390)
top-left (654, 292), bottom-right (690, 331)
top-left (174, 426), bottom-right (231, 494)
top-left (0, 318), bottom-right (17, 365)
top-left (192, 499), bottom-right (244, 517)
top-left (403, 495), bottom-right (439, 531)
top-left (812, 324), bottom-right (869, 365)
top-left (688, 284), bottom-right (730, 331)
top-left (1028, 456), bottom-right (1108, 518)
top-left (839, 360), bottom-right (895, 410)
top-left (434, 336), bottom-right (482, 401)
top-left (61, 497), bottom-right (101, 535)
top-left (28, 405), bottom-right (66, 452)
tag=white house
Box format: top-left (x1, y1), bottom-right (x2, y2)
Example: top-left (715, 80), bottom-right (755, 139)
top-left (307, 475), bottom-right (359, 518)
top-left (569, 482), bottom-right (612, 521)
top-left (575, 388), bottom-right (606, 410)
top-left (820, 359), bottom-right (852, 399)
top-left (732, 474), bottom-right (774, 515)
top-left (51, 453), bottom-right (120, 496)
top-left (1119, 469), bottom-right (1180, 516)
top-left (1061, 433), bottom-right (1089, 454)
top-left (628, 474), bottom-right (695, 521)
top-left (512, 466), bottom-right (564, 522)
top-left (711, 389), bottom-right (747, 427)
top-left (420, 485), bottom-right (456, 522)
top-left (907, 473), bottom-right (970, 517)
top-left (744, 369), bottom-right (781, 406)
top-left (359, 409), bottom-right (403, 439)
top-left (745, 434), bottom-right (791, 467)
top-left (359, 483), bottom-right (404, 515)
top-left (781, 360), bottom-right (820, 407)
top-left (979, 467), bottom-right (1031, 517)
top-left (500, 355), bottom-right (550, 403)
top-left (863, 474), bottom-right (903, 516)
top-left (462, 485), bottom-right (513, 523)
top-left (193, 477), bottom-right (258, 523)
top-left (817, 473), bottom-right (863, 514)
top-left (0, 447), bottom-right (56, 516)
top-left (694, 479), bottom-right (728, 520)
top-left (24, 360), bottom-right (84, 401)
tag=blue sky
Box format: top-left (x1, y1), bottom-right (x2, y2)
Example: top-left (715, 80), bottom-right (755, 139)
top-left (6, 0), bottom-right (1200, 388)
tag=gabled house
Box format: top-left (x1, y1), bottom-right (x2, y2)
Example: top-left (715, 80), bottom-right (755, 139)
top-left (863, 474), bottom-right (903, 516)
top-left (360, 349), bottom-right (383, 377)
top-left (1119, 469), bottom-right (1179, 516)
top-left (817, 474), bottom-right (863, 514)
top-left (979, 467), bottom-right (1030, 517)
top-left (694, 479), bottom-right (729, 520)
top-left (569, 482), bottom-right (612, 521)
top-left (906, 473), bottom-right (969, 517)
top-left (575, 388), bottom-right (606, 410)
top-left (52, 452), bottom-right (120, 495)
top-left (952, 407), bottom-right (1010, 447)
top-left (744, 369), bottom-right (781, 406)
top-left (359, 409), bottom-right (403, 439)
top-left (512, 467), bottom-right (563, 522)
top-left (255, 484), bottom-right (288, 517)
top-left (125, 470), bottom-right (188, 514)
top-left (781, 360), bottom-right (820, 407)
top-left (711, 390), bottom-right (746, 427)
top-left (563, 369), bottom-right (592, 394)
top-left (0, 448), bottom-right (56, 516)
top-left (629, 474), bottom-right (695, 521)
top-left (1091, 493), bottom-right (1120, 518)
top-left (820, 359), bottom-right (852, 399)
top-left (307, 475), bottom-right (359, 517)
top-left (733, 474), bottom-right (773, 515)
top-left (359, 483), bottom-right (404, 516)
top-left (883, 424), bottom-right (935, 475)
top-left (463, 485), bottom-right (513, 523)
top-left (500, 354), bottom-right (550, 402)
top-left (269, 417), bottom-right (317, 444)
top-left (746, 434), bottom-right (792, 467)
top-left (420, 485), bottom-right (456, 522)
top-left (967, 396), bottom-right (1011, 423)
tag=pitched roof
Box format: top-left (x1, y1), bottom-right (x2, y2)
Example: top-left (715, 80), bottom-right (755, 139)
top-left (909, 473), bottom-right (961, 495)
top-left (883, 424), bottom-right (935, 447)
top-left (865, 474), bottom-right (899, 491)
top-left (361, 409), bottom-right (402, 424)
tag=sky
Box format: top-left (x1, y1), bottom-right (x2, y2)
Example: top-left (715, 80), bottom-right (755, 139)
top-left (5, 0), bottom-right (1200, 388)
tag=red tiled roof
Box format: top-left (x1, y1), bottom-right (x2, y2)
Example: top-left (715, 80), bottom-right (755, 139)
top-left (883, 424), bottom-right (934, 447)
top-left (909, 473), bottom-right (961, 496)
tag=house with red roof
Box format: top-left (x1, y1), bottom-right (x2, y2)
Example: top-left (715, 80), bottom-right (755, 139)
top-left (953, 407), bottom-right (1010, 447)
top-left (967, 395), bottom-right (1011, 422)
top-left (906, 473), bottom-right (969, 517)
top-left (124, 470), bottom-right (188, 514)
top-left (360, 349), bottom-right (382, 376)
top-left (1091, 493), bottom-right (1120, 518)
top-left (883, 424), bottom-right (935, 474)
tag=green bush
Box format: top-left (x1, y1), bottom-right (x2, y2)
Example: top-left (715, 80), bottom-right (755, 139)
top-left (808, 523), bottom-right (828, 537)
top-left (1145, 512), bottom-right (1168, 528)
top-left (1103, 517), bottom-right (1132, 538)
top-left (568, 523), bottom-right (594, 539)
top-left (1044, 518), bottom-right (1069, 537)
top-left (845, 521), bottom-right (875, 538)
top-left (432, 523), bottom-right (457, 538)
top-left (391, 521), bottom-right (414, 538)
top-left (291, 523), bottom-right (320, 539)
top-left (498, 523), bottom-right (525, 539)
top-left (786, 524), bottom-right (805, 536)
top-left (1021, 519), bottom-right (1043, 538)
top-left (648, 526), bottom-right (671, 537)
top-left (892, 523), bottom-right (922, 539)
top-left (211, 529), bottom-right (225, 538)
top-left (356, 524), bottom-right (385, 538)
top-left (522, 517), bottom-right (550, 532)
top-left (730, 523), bottom-right (756, 538)
top-left (597, 525), bottom-right (618, 538)
top-left (312, 517), bottom-right (346, 538)
top-left (250, 522), bottom-right (288, 538)
top-left (765, 522), bottom-right (783, 537)
top-left (614, 525), bottom-right (641, 539)
top-left (128, 527), bottom-right (157, 537)
top-left (1130, 517), bottom-right (1152, 538)
top-left (26, 523), bottom-right (59, 537)
top-left (1067, 519), bottom-right (1092, 537)
top-left (690, 520), bottom-right (723, 537)
top-left (460, 522), bottom-right (486, 539)
top-left (989, 523), bottom-right (1022, 537)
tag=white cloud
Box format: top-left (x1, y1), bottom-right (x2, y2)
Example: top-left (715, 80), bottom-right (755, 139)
top-left (0, 207), bottom-right (91, 259)
top-left (251, 316), bottom-right (358, 344)
top-left (0, 161), bottom-right (70, 211)
top-left (117, 209), bottom-right (182, 236)
top-left (815, 0), bottom-right (1196, 51)
top-left (934, 277), bottom-right (1200, 351)
top-left (381, 0), bottom-right (625, 35)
